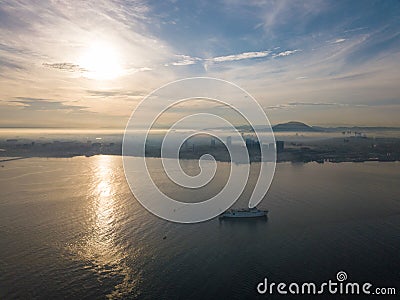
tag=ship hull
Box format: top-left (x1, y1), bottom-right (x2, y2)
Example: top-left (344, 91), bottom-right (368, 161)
top-left (219, 209), bottom-right (268, 219)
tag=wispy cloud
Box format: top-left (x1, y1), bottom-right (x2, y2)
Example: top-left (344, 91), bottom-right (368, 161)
top-left (86, 90), bottom-right (145, 98)
top-left (0, 59), bottom-right (25, 72)
top-left (330, 38), bottom-right (347, 44)
top-left (344, 27), bottom-right (368, 33)
top-left (43, 63), bottom-right (87, 73)
top-left (254, 0), bottom-right (330, 35)
top-left (355, 98), bottom-right (400, 107)
top-left (210, 50), bottom-right (271, 62)
top-left (171, 55), bottom-right (201, 66)
top-left (169, 49), bottom-right (297, 66)
top-left (272, 50), bottom-right (300, 58)
top-left (9, 97), bottom-right (89, 112)
top-left (265, 101), bottom-right (371, 110)
top-left (288, 101), bottom-right (343, 107)
top-left (330, 71), bottom-right (378, 81)
top-left (263, 99), bottom-right (399, 113)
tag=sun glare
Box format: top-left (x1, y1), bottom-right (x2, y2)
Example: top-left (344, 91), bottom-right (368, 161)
top-left (79, 42), bottom-right (123, 80)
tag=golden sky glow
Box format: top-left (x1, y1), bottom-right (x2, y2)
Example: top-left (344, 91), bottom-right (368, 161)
top-left (0, 1), bottom-right (400, 128)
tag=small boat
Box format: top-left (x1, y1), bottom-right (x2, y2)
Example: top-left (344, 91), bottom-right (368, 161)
top-left (219, 207), bottom-right (268, 219)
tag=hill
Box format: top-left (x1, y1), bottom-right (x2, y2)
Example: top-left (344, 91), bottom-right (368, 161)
top-left (272, 121), bottom-right (320, 132)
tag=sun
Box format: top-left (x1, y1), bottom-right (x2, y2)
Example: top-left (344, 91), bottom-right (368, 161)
top-left (79, 42), bottom-right (123, 80)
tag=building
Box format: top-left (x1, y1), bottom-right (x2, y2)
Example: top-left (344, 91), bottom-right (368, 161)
top-left (211, 138), bottom-right (216, 148)
top-left (276, 141), bottom-right (284, 152)
top-left (226, 136), bottom-right (232, 147)
top-left (246, 137), bottom-right (260, 149)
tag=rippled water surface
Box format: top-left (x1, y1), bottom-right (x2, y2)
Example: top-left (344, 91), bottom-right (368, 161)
top-left (0, 156), bottom-right (399, 299)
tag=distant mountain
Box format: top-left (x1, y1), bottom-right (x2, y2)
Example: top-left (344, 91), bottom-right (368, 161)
top-left (317, 126), bottom-right (400, 132)
top-left (206, 122), bottom-right (400, 133)
top-left (272, 121), bottom-right (321, 132)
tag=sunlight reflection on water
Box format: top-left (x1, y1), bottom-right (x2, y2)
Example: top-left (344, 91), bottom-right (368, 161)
top-left (72, 155), bottom-right (139, 299)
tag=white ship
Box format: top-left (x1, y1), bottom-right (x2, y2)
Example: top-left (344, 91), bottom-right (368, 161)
top-left (219, 207), bottom-right (268, 219)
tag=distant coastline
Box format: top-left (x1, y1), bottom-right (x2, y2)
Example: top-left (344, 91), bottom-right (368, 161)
top-left (1, 121), bottom-right (400, 132)
top-left (1, 122), bottom-right (399, 164)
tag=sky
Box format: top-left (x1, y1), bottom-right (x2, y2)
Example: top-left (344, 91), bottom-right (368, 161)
top-left (0, 0), bottom-right (399, 128)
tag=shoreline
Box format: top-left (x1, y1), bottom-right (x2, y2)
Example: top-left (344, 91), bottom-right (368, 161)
top-left (1, 154), bottom-right (399, 164)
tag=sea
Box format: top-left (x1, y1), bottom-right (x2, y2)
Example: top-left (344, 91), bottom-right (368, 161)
top-left (0, 156), bottom-right (399, 299)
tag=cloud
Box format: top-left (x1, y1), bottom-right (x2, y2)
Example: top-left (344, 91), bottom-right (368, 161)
top-left (86, 89), bottom-right (145, 98)
top-left (331, 38), bottom-right (347, 44)
top-left (250, 0), bottom-right (330, 35)
top-left (209, 50), bottom-right (271, 62)
top-left (171, 55), bottom-right (201, 66)
top-left (344, 27), bottom-right (368, 33)
top-left (330, 71), bottom-right (377, 81)
top-left (0, 43), bottom-right (34, 72)
top-left (0, 59), bottom-right (25, 71)
top-left (43, 62), bottom-right (151, 77)
top-left (168, 51), bottom-right (269, 67)
top-left (169, 49), bottom-right (296, 67)
top-left (9, 97), bottom-right (89, 112)
top-left (355, 98), bottom-right (400, 107)
top-left (265, 101), bottom-right (374, 110)
top-left (272, 50), bottom-right (300, 58)
top-left (136, 67), bottom-right (152, 72)
top-left (43, 62), bottom-right (87, 72)
top-left (265, 102), bottom-right (348, 110)
top-left (288, 101), bottom-right (345, 107)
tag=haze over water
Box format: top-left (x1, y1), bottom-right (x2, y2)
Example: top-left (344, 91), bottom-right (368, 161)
top-left (1, 156), bottom-right (399, 299)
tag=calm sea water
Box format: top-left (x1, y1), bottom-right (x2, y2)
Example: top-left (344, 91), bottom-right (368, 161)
top-left (0, 156), bottom-right (399, 299)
